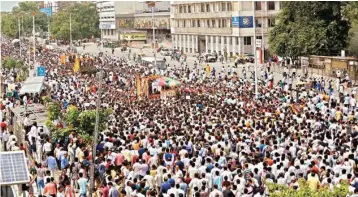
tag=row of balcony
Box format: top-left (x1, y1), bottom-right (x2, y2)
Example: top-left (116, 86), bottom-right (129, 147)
top-left (173, 27), bottom-right (270, 35)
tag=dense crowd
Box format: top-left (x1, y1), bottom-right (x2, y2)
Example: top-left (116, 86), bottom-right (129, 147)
top-left (2, 38), bottom-right (358, 197)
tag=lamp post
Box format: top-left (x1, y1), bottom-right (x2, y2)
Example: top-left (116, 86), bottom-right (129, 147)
top-left (253, 2), bottom-right (258, 97)
top-left (70, 12), bottom-right (72, 46)
top-left (147, 1), bottom-right (156, 68)
top-left (89, 70), bottom-right (104, 197)
top-left (32, 12), bottom-right (36, 69)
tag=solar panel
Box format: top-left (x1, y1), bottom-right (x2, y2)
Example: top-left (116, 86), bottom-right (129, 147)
top-left (0, 151), bottom-right (30, 185)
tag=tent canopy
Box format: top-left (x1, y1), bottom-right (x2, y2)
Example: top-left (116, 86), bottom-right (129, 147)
top-left (20, 76), bottom-right (45, 95)
top-left (20, 83), bottom-right (44, 95)
top-left (24, 76), bottom-right (45, 84)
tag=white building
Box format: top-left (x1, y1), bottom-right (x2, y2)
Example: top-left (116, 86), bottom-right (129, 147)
top-left (171, 1), bottom-right (281, 57)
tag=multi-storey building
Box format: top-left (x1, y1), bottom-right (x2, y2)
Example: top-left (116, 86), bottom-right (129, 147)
top-left (97, 1), bottom-right (117, 41)
top-left (171, 1), bottom-right (281, 57)
top-left (99, 1), bottom-right (171, 43)
top-left (43, 1), bottom-right (78, 14)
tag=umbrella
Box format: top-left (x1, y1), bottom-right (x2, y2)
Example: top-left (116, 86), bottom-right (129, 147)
top-left (11, 39), bottom-right (20, 44)
top-left (168, 79), bottom-right (181, 87)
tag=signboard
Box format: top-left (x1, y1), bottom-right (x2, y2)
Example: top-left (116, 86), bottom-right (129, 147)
top-left (40, 7), bottom-right (52, 16)
top-left (232, 17), bottom-right (240, 27)
top-left (232, 16), bottom-right (254, 28)
top-left (99, 22), bottom-right (116, 29)
top-left (120, 32), bottom-right (147, 41)
top-left (37, 66), bottom-right (46, 76)
top-left (256, 39), bottom-right (262, 47)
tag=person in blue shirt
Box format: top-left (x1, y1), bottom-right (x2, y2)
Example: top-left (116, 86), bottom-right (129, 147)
top-left (77, 172), bottom-right (88, 197)
top-left (60, 153), bottom-right (69, 170)
top-left (160, 178), bottom-right (171, 194)
top-left (46, 154), bottom-right (57, 177)
top-left (167, 174), bottom-right (175, 186)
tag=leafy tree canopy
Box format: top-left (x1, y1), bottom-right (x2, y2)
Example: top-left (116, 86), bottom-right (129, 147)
top-left (50, 2), bottom-right (100, 41)
top-left (269, 1), bottom-right (349, 59)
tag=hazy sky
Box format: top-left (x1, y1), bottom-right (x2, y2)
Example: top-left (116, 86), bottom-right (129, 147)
top-left (1, 1), bottom-right (19, 12)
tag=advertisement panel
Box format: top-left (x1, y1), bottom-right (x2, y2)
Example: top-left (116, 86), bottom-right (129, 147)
top-left (40, 7), bottom-right (52, 16)
top-left (120, 32), bottom-right (147, 41)
top-left (232, 16), bottom-right (254, 28)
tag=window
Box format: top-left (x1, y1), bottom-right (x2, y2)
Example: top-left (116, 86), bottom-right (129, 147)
top-left (192, 19), bottom-right (196, 27)
top-left (227, 2), bottom-right (232, 11)
top-left (221, 2), bottom-right (226, 11)
top-left (179, 6), bottom-right (182, 13)
top-left (268, 18), bottom-right (275, 27)
top-left (255, 2), bottom-right (262, 10)
top-left (244, 37), bottom-right (252, 45)
top-left (184, 6), bottom-right (187, 13)
top-left (268, 1), bottom-right (275, 10)
top-left (222, 19), bottom-right (227, 27)
top-left (201, 4), bottom-right (205, 12)
top-left (236, 37), bottom-right (239, 45)
top-left (255, 19), bottom-right (262, 27)
top-left (207, 20), bottom-right (210, 27)
top-left (183, 20), bottom-right (186, 28)
top-left (218, 37), bottom-right (221, 44)
top-left (188, 5), bottom-right (191, 13)
top-left (206, 4), bottom-right (210, 12)
top-left (256, 36), bottom-right (262, 40)
top-left (218, 20), bottom-right (221, 28)
top-left (212, 19), bottom-right (215, 28)
top-left (213, 4), bottom-right (216, 12)
top-left (197, 20), bottom-right (200, 27)
top-left (224, 37), bottom-right (227, 44)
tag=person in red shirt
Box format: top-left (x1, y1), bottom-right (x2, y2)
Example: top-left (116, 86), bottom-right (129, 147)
top-left (43, 178), bottom-right (57, 197)
top-left (100, 182), bottom-right (109, 197)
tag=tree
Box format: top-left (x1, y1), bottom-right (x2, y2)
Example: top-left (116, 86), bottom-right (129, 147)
top-left (342, 2), bottom-right (358, 57)
top-left (51, 2), bottom-right (100, 40)
top-left (1, 2), bottom-right (48, 38)
top-left (266, 179), bottom-right (351, 197)
top-left (269, 2), bottom-right (349, 59)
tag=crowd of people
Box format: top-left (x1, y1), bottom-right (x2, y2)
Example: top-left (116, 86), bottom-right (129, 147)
top-left (2, 37), bottom-right (358, 197)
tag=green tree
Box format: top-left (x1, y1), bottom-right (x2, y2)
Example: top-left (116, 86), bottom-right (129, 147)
top-left (266, 179), bottom-right (351, 197)
top-left (1, 2), bottom-right (48, 38)
top-left (269, 2), bottom-right (349, 59)
top-left (51, 2), bottom-right (99, 40)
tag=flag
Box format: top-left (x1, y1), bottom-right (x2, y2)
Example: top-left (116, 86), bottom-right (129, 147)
top-left (73, 58), bottom-right (80, 73)
top-left (60, 55), bottom-right (66, 64)
top-left (206, 65), bottom-right (211, 73)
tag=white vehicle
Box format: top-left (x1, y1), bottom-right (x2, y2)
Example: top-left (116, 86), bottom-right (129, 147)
top-left (160, 48), bottom-right (171, 56)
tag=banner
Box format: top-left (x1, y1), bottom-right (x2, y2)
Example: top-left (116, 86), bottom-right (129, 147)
top-left (120, 32), bottom-right (147, 41)
top-left (60, 55), bottom-right (66, 64)
top-left (73, 58), bottom-right (80, 73)
top-left (40, 7), bottom-right (52, 16)
top-left (37, 66), bottom-right (46, 76)
top-left (232, 16), bottom-right (254, 28)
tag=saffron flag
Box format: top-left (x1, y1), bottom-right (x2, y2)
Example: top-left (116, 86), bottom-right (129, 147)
top-left (60, 55), bottom-right (66, 64)
top-left (73, 58), bottom-right (80, 73)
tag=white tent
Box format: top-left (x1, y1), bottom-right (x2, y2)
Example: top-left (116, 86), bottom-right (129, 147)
top-left (20, 83), bottom-right (44, 95)
top-left (23, 76), bottom-right (45, 84)
top-left (20, 76), bottom-right (45, 95)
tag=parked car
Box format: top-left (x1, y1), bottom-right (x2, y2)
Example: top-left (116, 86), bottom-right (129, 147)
top-left (160, 48), bottom-right (171, 56)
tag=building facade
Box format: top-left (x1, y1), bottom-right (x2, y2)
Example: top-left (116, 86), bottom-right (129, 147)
top-left (171, 1), bottom-right (281, 56)
top-left (97, 1), bottom-right (117, 41)
top-left (43, 1), bottom-right (78, 14)
top-left (133, 1), bottom-right (171, 43)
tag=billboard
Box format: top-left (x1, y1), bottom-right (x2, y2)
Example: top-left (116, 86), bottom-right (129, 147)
top-left (232, 16), bottom-right (254, 28)
top-left (37, 66), bottom-right (46, 76)
top-left (120, 32), bottom-right (147, 41)
top-left (40, 7), bottom-right (52, 16)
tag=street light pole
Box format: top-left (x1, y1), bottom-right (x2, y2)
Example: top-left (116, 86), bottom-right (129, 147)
top-left (18, 18), bottom-right (21, 57)
top-left (253, 2), bottom-right (258, 97)
top-left (89, 70), bottom-right (103, 197)
top-left (70, 13), bottom-right (72, 46)
top-left (33, 13), bottom-right (36, 68)
top-left (151, 2), bottom-right (157, 68)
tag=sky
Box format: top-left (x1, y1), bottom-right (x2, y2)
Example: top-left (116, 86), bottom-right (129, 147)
top-left (1, 1), bottom-right (19, 12)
